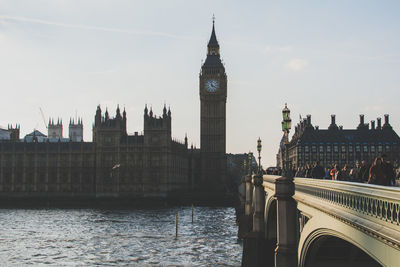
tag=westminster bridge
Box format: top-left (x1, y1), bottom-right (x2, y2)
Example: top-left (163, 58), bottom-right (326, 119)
top-left (239, 174), bottom-right (400, 267)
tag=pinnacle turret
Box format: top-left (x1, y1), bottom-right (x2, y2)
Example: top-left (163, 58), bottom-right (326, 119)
top-left (105, 108), bottom-right (109, 120)
top-left (163, 103), bottom-right (167, 115)
top-left (116, 105), bottom-right (121, 118)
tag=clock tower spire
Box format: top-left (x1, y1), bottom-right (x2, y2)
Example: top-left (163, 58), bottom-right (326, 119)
top-left (208, 15), bottom-right (219, 56)
top-left (199, 18), bottom-right (227, 191)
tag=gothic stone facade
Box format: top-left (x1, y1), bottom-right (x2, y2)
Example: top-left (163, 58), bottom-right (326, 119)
top-left (0, 105), bottom-right (190, 198)
top-left (0, 22), bottom-right (227, 198)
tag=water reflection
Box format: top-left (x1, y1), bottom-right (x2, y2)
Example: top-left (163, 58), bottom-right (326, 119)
top-left (0, 207), bottom-right (242, 266)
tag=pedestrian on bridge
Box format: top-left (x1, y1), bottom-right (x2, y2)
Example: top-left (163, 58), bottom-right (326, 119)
top-left (368, 157), bottom-right (388, 186)
top-left (305, 164), bottom-right (312, 178)
top-left (324, 167), bottom-right (331, 179)
top-left (337, 165), bottom-right (350, 181)
top-left (349, 166), bottom-right (357, 182)
top-left (330, 164), bottom-right (339, 180)
top-left (295, 166), bottom-right (305, 177)
top-left (382, 154), bottom-right (396, 186)
top-left (311, 161), bottom-right (325, 179)
top-left (358, 160), bottom-right (370, 183)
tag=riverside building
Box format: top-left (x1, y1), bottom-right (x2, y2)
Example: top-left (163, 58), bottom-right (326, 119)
top-left (277, 114), bottom-right (400, 169)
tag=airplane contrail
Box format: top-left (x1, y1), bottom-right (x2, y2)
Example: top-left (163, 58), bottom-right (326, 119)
top-left (0, 15), bottom-right (197, 40)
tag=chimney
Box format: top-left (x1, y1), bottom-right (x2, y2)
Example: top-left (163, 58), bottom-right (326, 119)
top-left (384, 114), bottom-right (389, 125)
top-left (339, 125), bottom-right (343, 130)
top-left (377, 118), bottom-right (382, 129)
top-left (306, 115), bottom-right (311, 125)
top-left (371, 120), bottom-right (375, 130)
top-left (359, 114), bottom-right (364, 125)
top-left (315, 126), bottom-right (319, 130)
top-left (328, 115), bottom-right (338, 130)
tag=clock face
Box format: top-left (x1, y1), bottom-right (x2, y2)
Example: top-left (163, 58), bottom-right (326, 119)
top-left (205, 79), bottom-right (219, 93)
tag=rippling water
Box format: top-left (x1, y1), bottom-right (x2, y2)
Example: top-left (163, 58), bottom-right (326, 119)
top-left (0, 207), bottom-right (242, 266)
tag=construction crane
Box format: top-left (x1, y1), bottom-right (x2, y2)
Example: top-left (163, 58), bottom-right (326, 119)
top-left (39, 107), bottom-right (48, 129)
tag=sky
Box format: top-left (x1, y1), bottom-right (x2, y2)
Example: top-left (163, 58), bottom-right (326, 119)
top-left (0, 0), bottom-right (400, 166)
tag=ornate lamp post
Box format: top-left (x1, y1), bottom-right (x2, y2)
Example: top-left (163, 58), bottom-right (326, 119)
top-left (252, 138), bottom-right (264, 233)
top-left (257, 138), bottom-right (262, 174)
top-left (281, 103), bottom-right (292, 177)
top-left (275, 103), bottom-right (297, 266)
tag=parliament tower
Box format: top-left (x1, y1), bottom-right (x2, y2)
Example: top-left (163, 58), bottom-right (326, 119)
top-left (199, 20), bottom-right (227, 190)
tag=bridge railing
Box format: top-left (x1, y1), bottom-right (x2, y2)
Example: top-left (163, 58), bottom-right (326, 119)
top-left (262, 175), bottom-right (400, 227)
top-left (293, 178), bottom-right (400, 227)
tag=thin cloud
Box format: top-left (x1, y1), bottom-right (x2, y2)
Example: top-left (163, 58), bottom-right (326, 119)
top-left (286, 58), bottom-right (309, 71)
top-left (0, 15), bottom-right (194, 40)
top-left (263, 45), bottom-right (293, 54)
top-left (87, 69), bottom-right (117, 75)
top-left (364, 105), bottom-right (384, 112)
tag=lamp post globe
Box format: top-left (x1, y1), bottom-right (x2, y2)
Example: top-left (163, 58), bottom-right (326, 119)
top-left (257, 138), bottom-right (262, 153)
top-left (281, 103), bottom-right (292, 177)
top-left (282, 103), bottom-right (292, 138)
top-left (257, 138), bottom-right (262, 174)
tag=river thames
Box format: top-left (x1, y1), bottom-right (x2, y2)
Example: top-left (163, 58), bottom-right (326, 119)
top-left (0, 206), bottom-right (242, 266)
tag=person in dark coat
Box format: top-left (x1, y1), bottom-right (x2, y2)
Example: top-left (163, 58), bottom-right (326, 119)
top-left (368, 157), bottom-right (388, 186)
top-left (305, 164), bottom-right (312, 178)
top-left (351, 161), bottom-right (361, 182)
top-left (358, 160), bottom-right (370, 183)
top-left (381, 154), bottom-right (395, 186)
top-left (311, 161), bottom-right (325, 179)
top-left (337, 165), bottom-right (350, 181)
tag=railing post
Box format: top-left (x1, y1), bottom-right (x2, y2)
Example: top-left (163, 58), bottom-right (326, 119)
top-left (274, 176), bottom-right (298, 267)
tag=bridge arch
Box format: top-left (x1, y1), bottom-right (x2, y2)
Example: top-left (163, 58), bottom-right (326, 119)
top-left (299, 213), bottom-right (385, 267)
top-left (264, 195), bottom-right (276, 241)
top-left (261, 193), bottom-right (278, 266)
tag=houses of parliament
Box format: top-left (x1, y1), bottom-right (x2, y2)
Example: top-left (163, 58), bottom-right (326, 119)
top-left (0, 21), bottom-right (228, 199)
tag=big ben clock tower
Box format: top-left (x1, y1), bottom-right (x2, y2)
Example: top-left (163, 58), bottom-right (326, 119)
top-left (199, 19), bottom-right (227, 190)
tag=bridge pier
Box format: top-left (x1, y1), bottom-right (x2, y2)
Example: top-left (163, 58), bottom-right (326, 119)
top-left (238, 174), bottom-right (253, 238)
top-left (252, 174), bottom-right (264, 232)
top-left (242, 174), bottom-right (271, 267)
top-left (274, 176), bottom-right (298, 267)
